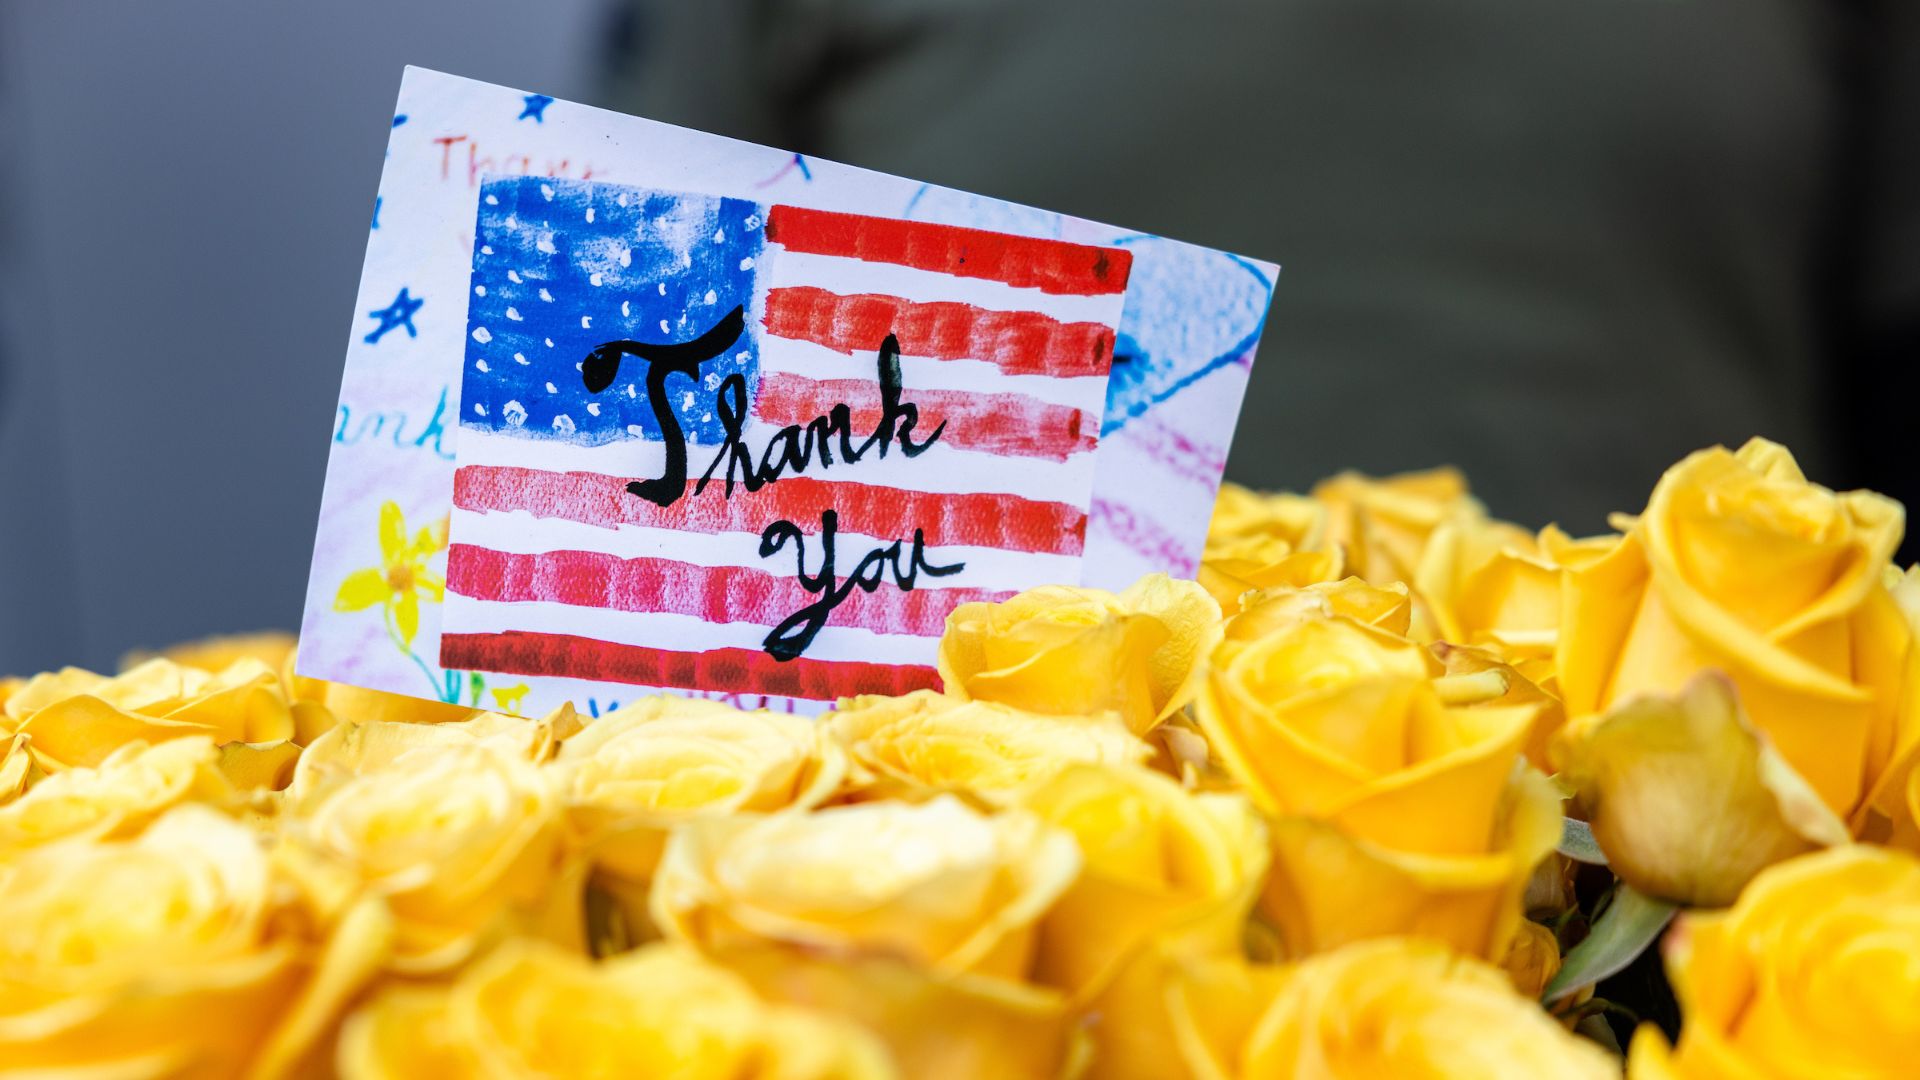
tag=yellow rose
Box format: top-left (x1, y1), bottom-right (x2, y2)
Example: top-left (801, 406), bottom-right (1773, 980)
top-left (549, 696), bottom-right (844, 943)
top-left (1170, 938), bottom-right (1615, 1079)
top-left (288, 741), bottom-right (573, 973)
top-left (938, 574), bottom-right (1223, 735)
top-left (1229, 576), bottom-right (1415, 642)
top-left (1559, 439), bottom-right (1909, 821)
top-left (1200, 485), bottom-right (1342, 615)
top-left (1208, 482), bottom-right (1328, 546)
top-left (1426, 525), bottom-right (1617, 673)
top-left (1628, 845), bottom-right (1920, 1079)
top-left (127, 631), bottom-right (298, 678)
top-left (1427, 641), bottom-right (1569, 767)
top-left (291, 677), bottom-right (477, 728)
top-left (0, 731), bottom-right (30, 803)
top-left (652, 795), bottom-right (1080, 981)
top-left (289, 707), bottom-right (580, 805)
top-left (0, 805), bottom-right (391, 1079)
top-left (4, 658), bottom-right (296, 772)
top-left (1015, 762), bottom-right (1267, 1079)
top-left (825, 690), bottom-right (1149, 804)
top-left (1196, 600), bottom-right (1558, 959)
top-left (339, 938), bottom-right (894, 1080)
top-left (557, 697), bottom-right (843, 839)
top-left (0, 736), bottom-right (239, 851)
top-left (1257, 773), bottom-right (1562, 962)
top-left (1198, 604), bottom-right (1527, 831)
top-left (717, 944), bottom-right (1090, 1080)
top-left (1554, 673), bottom-right (1848, 907)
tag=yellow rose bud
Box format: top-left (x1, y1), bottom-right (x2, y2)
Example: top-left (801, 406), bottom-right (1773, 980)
top-left (652, 795), bottom-right (1080, 981)
top-left (289, 742), bottom-right (572, 973)
top-left (826, 690), bottom-right (1149, 804)
top-left (1630, 845), bottom-right (1920, 1078)
top-left (1015, 762), bottom-right (1267, 1079)
top-left (1559, 439), bottom-right (1909, 820)
top-left (1500, 919), bottom-right (1564, 998)
top-left (1170, 938), bottom-right (1616, 1079)
top-left (339, 938), bottom-right (894, 1080)
top-left (6, 658), bottom-right (295, 771)
top-left (938, 574), bottom-right (1223, 735)
top-left (0, 804), bottom-right (391, 1078)
top-left (1554, 673), bottom-right (1848, 907)
top-left (0, 736), bottom-right (237, 851)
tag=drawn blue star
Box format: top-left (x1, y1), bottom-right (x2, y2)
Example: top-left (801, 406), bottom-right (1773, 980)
top-left (370, 196), bottom-right (382, 230)
top-left (518, 94), bottom-right (554, 122)
top-left (392, 113), bottom-right (408, 128)
top-left (364, 287), bottom-right (423, 344)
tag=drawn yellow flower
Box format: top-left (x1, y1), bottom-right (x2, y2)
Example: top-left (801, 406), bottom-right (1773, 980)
top-left (333, 501), bottom-right (448, 651)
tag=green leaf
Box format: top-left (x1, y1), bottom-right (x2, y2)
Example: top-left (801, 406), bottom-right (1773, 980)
top-left (1543, 884), bottom-right (1678, 1004)
top-left (1558, 818), bottom-right (1609, 865)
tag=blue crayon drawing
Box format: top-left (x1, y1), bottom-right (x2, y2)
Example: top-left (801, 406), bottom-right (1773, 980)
top-left (518, 94), bottom-right (553, 122)
top-left (364, 287), bottom-right (423, 344)
top-left (461, 177), bottom-right (765, 447)
top-left (1100, 239), bottom-right (1273, 434)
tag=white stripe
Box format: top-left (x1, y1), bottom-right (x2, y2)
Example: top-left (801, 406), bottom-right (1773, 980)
top-left (447, 507), bottom-right (1082, 592)
top-left (480, 671), bottom-right (831, 717)
top-left (757, 335), bottom-right (1109, 413)
top-left (443, 592), bottom-right (942, 666)
top-left (763, 247), bottom-right (1127, 326)
top-left (453, 419), bottom-right (1097, 504)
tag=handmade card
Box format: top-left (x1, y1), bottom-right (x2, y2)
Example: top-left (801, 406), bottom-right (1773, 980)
top-left (302, 67), bottom-right (1275, 715)
top-left (441, 177), bottom-right (1129, 700)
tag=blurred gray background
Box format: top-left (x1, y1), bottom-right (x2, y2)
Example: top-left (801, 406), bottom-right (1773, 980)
top-left (3, 1), bottom-right (1915, 674)
top-left (0, 0), bottom-right (604, 671)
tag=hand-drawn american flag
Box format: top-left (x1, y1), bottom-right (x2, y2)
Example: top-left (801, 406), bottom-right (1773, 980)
top-left (439, 176), bottom-right (1133, 702)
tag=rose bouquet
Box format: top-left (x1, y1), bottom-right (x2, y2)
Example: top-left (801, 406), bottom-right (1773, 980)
top-left (2, 437), bottom-right (1914, 1078)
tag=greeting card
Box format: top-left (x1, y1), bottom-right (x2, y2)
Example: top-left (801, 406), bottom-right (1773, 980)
top-left (302, 68), bottom-right (1275, 714)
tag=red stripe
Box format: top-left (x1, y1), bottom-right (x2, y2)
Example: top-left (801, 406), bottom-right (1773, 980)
top-left (445, 544), bottom-right (1013, 636)
top-left (754, 372), bottom-right (1096, 463)
top-left (765, 205), bottom-right (1131, 296)
top-left (762, 288), bottom-right (1116, 378)
top-left (440, 631), bottom-right (941, 699)
top-left (452, 467), bottom-right (1086, 556)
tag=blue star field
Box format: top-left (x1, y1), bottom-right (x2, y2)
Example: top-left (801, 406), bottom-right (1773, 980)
top-left (461, 177), bottom-right (766, 447)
